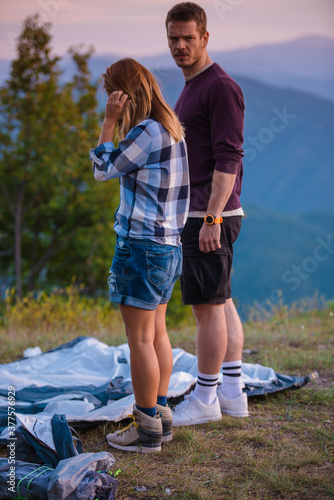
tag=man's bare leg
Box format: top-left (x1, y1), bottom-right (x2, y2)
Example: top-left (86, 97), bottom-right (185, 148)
top-left (192, 303), bottom-right (227, 374)
top-left (224, 298), bottom-right (243, 362)
top-left (189, 303), bottom-right (226, 405)
top-left (171, 303), bottom-right (224, 425)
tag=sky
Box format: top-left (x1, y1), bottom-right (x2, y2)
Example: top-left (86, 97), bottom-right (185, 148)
top-left (0, 0), bottom-right (333, 60)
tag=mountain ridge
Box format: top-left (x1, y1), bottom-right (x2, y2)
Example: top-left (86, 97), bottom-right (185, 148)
top-left (1, 35), bottom-right (333, 101)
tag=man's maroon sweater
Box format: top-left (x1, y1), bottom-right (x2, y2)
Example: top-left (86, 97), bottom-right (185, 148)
top-left (175, 63), bottom-right (245, 213)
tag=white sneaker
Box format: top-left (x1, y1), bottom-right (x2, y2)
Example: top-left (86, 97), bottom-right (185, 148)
top-left (217, 391), bottom-right (249, 417)
top-left (172, 393), bottom-right (222, 427)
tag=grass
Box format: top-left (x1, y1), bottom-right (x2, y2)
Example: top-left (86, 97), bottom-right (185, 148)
top-left (0, 289), bottom-right (333, 499)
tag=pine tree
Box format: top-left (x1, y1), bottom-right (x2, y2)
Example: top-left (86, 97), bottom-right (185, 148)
top-left (0, 15), bottom-right (117, 297)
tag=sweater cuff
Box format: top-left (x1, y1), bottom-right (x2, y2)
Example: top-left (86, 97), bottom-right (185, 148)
top-left (214, 159), bottom-right (241, 175)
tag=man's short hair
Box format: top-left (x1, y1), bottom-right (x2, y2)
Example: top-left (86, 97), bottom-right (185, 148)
top-left (165, 2), bottom-right (207, 37)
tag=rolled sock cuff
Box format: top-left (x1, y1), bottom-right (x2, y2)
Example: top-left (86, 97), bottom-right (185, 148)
top-left (221, 361), bottom-right (242, 398)
top-left (222, 361), bottom-right (242, 379)
top-left (157, 396), bottom-right (167, 407)
top-left (197, 372), bottom-right (220, 387)
top-left (135, 404), bottom-right (157, 418)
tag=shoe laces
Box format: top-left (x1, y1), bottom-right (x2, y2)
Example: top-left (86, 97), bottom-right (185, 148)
top-left (172, 394), bottom-right (195, 413)
top-left (117, 415), bottom-right (139, 435)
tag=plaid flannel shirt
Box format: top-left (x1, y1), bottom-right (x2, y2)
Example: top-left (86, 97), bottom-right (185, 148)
top-left (89, 118), bottom-right (189, 246)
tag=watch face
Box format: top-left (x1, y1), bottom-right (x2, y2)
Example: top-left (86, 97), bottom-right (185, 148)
top-left (205, 214), bottom-right (215, 225)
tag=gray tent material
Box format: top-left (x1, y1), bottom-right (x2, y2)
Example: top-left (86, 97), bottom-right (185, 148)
top-left (0, 336), bottom-right (314, 437)
top-left (48, 452), bottom-right (118, 500)
top-left (0, 452), bottom-right (118, 499)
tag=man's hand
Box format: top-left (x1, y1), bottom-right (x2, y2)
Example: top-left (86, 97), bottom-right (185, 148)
top-left (199, 222), bottom-right (222, 253)
top-left (105, 91), bottom-right (128, 123)
top-left (198, 170), bottom-right (236, 252)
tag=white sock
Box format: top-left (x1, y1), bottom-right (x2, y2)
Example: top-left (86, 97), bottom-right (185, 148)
top-left (194, 372), bottom-right (220, 406)
top-left (220, 360), bottom-right (242, 399)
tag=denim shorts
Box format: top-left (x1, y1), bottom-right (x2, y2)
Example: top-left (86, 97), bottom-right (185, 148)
top-left (180, 217), bottom-right (242, 305)
top-left (108, 236), bottom-right (182, 310)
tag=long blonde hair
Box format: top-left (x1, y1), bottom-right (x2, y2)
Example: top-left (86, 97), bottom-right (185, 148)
top-left (103, 58), bottom-right (184, 142)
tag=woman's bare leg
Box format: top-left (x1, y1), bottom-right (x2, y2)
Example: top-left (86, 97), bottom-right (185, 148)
top-left (119, 304), bottom-right (159, 408)
top-left (154, 304), bottom-right (173, 398)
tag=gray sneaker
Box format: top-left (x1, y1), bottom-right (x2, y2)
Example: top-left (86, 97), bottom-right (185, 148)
top-left (217, 391), bottom-right (249, 417)
top-left (157, 404), bottom-right (173, 443)
top-left (172, 393), bottom-right (222, 427)
top-left (106, 406), bottom-right (162, 453)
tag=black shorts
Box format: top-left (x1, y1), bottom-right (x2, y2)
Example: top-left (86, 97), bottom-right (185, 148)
top-left (180, 216), bottom-right (242, 305)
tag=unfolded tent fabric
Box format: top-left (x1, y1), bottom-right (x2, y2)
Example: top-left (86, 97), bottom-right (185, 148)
top-left (0, 336), bottom-right (311, 437)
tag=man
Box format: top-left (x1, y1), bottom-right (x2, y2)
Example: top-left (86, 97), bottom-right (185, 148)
top-left (166, 2), bottom-right (249, 426)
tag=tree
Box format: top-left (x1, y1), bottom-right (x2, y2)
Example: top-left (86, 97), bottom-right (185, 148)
top-left (0, 15), bottom-right (118, 297)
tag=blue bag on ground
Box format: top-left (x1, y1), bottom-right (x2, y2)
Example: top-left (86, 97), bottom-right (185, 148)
top-left (0, 460), bottom-right (52, 499)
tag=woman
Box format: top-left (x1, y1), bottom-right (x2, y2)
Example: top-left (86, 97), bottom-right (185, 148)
top-left (89, 58), bottom-right (189, 453)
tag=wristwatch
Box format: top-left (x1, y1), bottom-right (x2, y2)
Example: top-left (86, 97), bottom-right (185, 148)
top-left (204, 214), bottom-right (223, 225)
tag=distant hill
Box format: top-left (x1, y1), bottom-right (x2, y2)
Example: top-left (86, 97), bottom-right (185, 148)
top-left (233, 205), bottom-right (334, 317)
top-left (94, 36), bottom-right (334, 102)
top-left (210, 36), bottom-right (334, 103)
top-left (138, 36), bottom-right (334, 102)
top-left (1, 35), bottom-right (333, 101)
top-left (235, 75), bottom-right (334, 214)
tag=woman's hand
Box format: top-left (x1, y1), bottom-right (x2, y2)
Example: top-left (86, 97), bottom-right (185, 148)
top-left (97, 91), bottom-right (128, 146)
top-left (105, 91), bottom-right (128, 123)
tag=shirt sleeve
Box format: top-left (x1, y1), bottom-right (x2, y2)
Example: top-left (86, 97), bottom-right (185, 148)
top-left (89, 123), bottom-right (153, 181)
top-left (207, 79), bottom-right (244, 174)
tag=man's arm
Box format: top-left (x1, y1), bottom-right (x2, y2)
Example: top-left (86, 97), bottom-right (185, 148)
top-left (199, 79), bottom-right (244, 253)
top-left (199, 170), bottom-right (236, 253)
